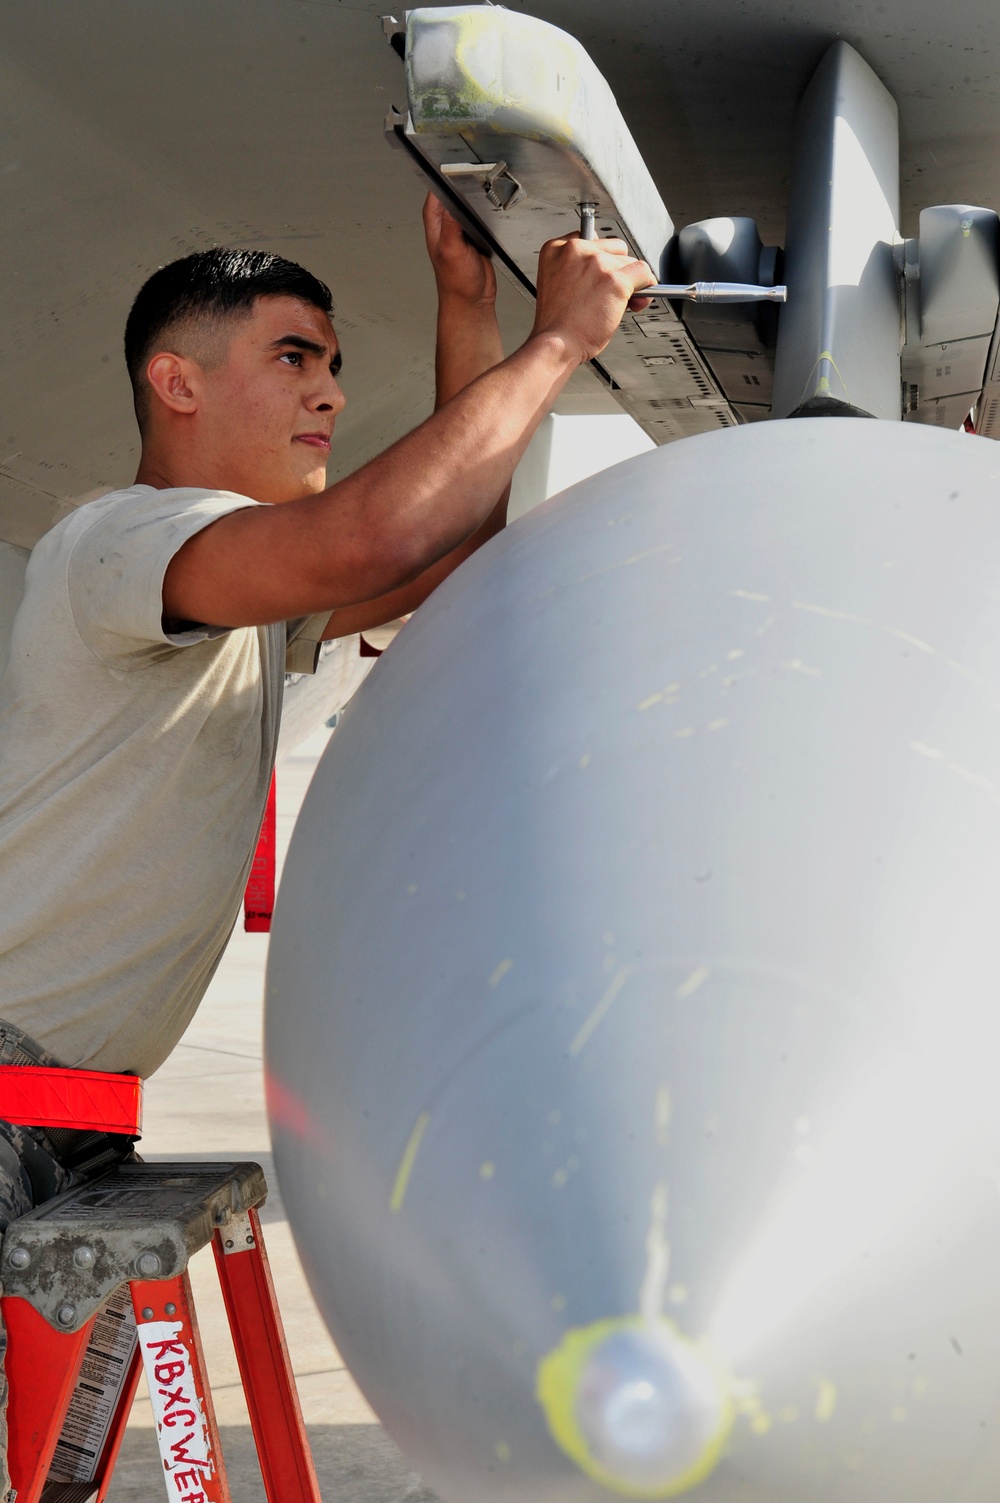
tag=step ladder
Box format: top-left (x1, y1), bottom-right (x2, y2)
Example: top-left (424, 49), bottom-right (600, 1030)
top-left (0, 1160), bottom-right (322, 1503)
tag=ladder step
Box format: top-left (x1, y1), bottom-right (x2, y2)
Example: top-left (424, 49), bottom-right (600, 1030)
top-left (40, 1482), bottom-right (99, 1503)
top-left (2, 1160), bottom-right (267, 1329)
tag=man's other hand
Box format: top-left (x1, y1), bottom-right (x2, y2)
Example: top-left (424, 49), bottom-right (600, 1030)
top-left (424, 194), bottom-right (497, 309)
top-left (532, 234), bottom-right (655, 366)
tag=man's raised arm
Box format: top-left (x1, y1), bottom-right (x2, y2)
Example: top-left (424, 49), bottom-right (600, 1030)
top-left (163, 228), bottom-right (653, 631)
top-left (318, 198), bottom-right (510, 640)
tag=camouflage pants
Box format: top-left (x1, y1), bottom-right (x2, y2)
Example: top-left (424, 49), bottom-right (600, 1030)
top-left (0, 1025), bottom-right (78, 1502)
top-left (0, 1120), bottom-right (72, 1501)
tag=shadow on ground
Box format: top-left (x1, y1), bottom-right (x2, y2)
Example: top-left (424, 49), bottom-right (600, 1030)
top-left (105, 1421), bottom-right (442, 1502)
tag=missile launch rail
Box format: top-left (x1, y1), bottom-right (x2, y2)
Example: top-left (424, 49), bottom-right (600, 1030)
top-left (383, 6), bottom-right (1000, 440)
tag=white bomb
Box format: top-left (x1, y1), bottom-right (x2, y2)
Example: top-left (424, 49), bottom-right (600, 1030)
top-left (267, 419), bottom-right (1000, 1501)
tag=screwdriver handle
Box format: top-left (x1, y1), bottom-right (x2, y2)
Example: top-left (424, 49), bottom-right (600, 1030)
top-left (578, 202), bottom-right (598, 241)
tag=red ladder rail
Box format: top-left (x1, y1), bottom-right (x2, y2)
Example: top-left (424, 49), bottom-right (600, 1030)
top-left (93, 1341), bottom-right (144, 1501)
top-left (3, 1296), bottom-right (95, 1503)
top-left (212, 1206), bottom-right (322, 1503)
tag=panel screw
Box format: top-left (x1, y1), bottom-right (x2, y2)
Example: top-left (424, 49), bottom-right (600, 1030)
top-left (165, 1302), bottom-right (177, 1316)
top-left (141, 1307), bottom-right (154, 1320)
top-left (73, 1245), bottom-right (95, 1269)
top-left (56, 1303), bottom-right (76, 1327)
top-left (136, 1251), bottom-right (161, 1277)
top-left (7, 1247), bottom-right (29, 1270)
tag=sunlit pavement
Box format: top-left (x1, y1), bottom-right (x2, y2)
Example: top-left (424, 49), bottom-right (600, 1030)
top-left (106, 726), bottom-right (441, 1502)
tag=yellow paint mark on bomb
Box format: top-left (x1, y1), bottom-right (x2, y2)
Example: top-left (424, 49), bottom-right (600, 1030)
top-left (655, 1085), bottom-right (672, 1148)
top-left (568, 966), bottom-right (631, 1056)
top-left (675, 967), bottom-right (709, 1001)
top-left (815, 1378), bottom-right (837, 1423)
top-left (390, 1112), bottom-right (430, 1212)
top-left (536, 1316), bottom-right (733, 1497)
top-left (637, 683), bottom-right (681, 711)
top-left (809, 349), bottom-right (850, 401)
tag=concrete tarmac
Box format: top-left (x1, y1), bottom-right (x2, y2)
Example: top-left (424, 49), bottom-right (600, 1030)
top-left (106, 725), bottom-right (441, 1502)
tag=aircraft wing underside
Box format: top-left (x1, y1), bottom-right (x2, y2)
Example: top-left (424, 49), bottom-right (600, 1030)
top-left (5, 0), bottom-right (1000, 556)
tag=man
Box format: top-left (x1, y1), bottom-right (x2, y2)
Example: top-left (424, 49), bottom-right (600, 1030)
top-left (0, 194), bottom-right (652, 1489)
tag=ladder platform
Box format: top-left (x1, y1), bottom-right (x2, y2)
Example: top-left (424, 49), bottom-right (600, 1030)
top-left (1, 1160), bottom-right (267, 1332)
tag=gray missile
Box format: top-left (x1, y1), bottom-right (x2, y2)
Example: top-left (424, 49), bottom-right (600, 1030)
top-left (265, 417), bottom-right (1000, 1501)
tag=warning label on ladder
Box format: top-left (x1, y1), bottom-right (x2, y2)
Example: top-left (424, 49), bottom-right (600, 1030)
top-left (46, 1285), bottom-right (138, 1483)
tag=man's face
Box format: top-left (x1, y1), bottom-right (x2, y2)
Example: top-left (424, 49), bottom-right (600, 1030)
top-left (196, 294), bottom-right (345, 505)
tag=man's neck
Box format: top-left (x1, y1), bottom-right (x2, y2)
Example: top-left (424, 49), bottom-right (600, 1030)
top-left (133, 453), bottom-right (174, 491)
top-left (134, 447), bottom-right (249, 498)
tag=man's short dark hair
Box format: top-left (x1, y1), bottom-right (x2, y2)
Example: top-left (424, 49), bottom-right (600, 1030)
top-left (124, 247), bottom-right (334, 424)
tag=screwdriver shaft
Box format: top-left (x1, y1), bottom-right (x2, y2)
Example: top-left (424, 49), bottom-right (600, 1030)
top-left (637, 282), bottom-right (787, 303)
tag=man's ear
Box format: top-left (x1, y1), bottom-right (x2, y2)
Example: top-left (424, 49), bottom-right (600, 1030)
top-left (145, 352), bottom-right (200, 416)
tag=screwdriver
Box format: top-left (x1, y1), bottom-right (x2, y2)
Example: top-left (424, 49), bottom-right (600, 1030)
top-left (577, 205), bottom-right (785, 302)
top-left (575, 204), bottom-right (787, 300)
top-left (635, 282), bottom-right (787, 303)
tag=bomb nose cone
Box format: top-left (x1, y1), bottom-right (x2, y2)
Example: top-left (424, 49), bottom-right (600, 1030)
top-left (538, 1320), bottom-right (732, 1496)
top-left (578, 1329), bottom-right (726, 1489)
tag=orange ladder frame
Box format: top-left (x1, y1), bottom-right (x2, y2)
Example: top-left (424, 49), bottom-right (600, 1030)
top-left (4, 1203), bottom-right (321, 1502)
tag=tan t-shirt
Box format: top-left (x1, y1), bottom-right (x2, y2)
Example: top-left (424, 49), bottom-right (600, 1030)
top-left (0, 484), bottom-right (297, 1078)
